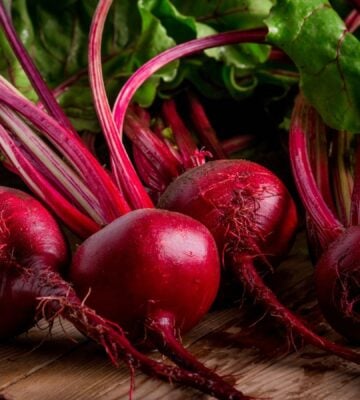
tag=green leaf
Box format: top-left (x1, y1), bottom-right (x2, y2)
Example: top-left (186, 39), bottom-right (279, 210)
top-left (0, 0), bottom-right (277, 131)
top-left (171, 0), bottom-right (273, 31)
top-left (266, 0), bottom-right (360, 133)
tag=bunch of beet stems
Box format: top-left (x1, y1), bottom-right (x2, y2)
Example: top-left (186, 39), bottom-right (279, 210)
top-left (109, 4), bottom-right (360, 364)
top-left (0, 3), bottom-right (254, 400)
top-left (289, 95), bottom-right (360, 343)
top-left (121, 95), bottom-right (256, 200)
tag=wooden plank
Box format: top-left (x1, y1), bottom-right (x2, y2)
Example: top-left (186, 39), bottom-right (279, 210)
top-left (1, 232), bottom-right (360, 399)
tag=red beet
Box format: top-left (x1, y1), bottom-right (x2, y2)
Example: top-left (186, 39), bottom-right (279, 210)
top-left (315, 226), bottom-right (360, 343)
top-left (70, 208), bottom-right (220, 339)
top-left (158, 159), bottom-right (360, 363)
top-left (0, 186), bottom-right (68, 338)
top-left (69, 208), bottom-right (254, 399)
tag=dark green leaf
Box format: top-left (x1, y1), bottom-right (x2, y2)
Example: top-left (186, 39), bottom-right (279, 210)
top-left (266, 0), bottom-right (360, 132)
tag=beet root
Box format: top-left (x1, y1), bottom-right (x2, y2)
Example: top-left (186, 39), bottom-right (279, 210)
top-left (158, 159), bottom-right (360, 364)
top-left (315, 226), bottom-right (360, 343)
top-left (70, 207), bottom-right (253, 399)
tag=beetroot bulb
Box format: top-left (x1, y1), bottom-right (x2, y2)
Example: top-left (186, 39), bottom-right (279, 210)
top-left (69, 209), bottom-right (220, 339)
top-left (289, 95), bottom-right (360, 345)
top-left (69, 207), bottom-right (246, 396)
top-left (0, 186), bottom-right (253, 400)
top-left (158, 159), bottom-right (360, 363)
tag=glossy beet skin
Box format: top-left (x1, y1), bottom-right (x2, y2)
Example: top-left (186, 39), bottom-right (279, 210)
top-left (70, 208), bottom-right (220, 340)
top-left (315, 226), bottom-right (360, 343)
top-left (0, 187), bottom-right (249, 400)
top-left (158, 160), bottom-right (360, 364)
top-left (0, 187), bottom-right (68, 338)
top-left (159, 160), bottom-right (298, 266)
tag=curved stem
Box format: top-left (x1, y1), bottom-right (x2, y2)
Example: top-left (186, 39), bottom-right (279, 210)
top-left (112, 28), bottom-right (267, 142)
top-left (0, 1), bottom-right (74, 132)
top-left (146, 310), bottom-right (244, 400)
top-left (124, 110), bottom-right (181, 181)
top-left (0, 78), bottom-right (129, 227)
top-left (162, 99), bottom-right (205, 168)
top-left (289, 95), bottom-right (344, 249)
top-left (0, 105), bottom-right (106, 224)
top-left (187, 92), bottom-right (227, 160)
top-left (88, 0), bottom-right (153, 210)
top-left (35, 268), bottom-right (253, 400)
top-left (231, 255), bottom-right (360, 365)
top-left (350, 136), bottom-right (360, 225)
top-left (0, 124), bottom-right (99, 237)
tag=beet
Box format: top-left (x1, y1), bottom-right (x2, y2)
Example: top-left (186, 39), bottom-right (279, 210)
top-left (158, 159), bottom-right (360, 363)
top-left (315, 226), bottom-right (360, 342)
top-left (69, 208), bottom-right (246, 396)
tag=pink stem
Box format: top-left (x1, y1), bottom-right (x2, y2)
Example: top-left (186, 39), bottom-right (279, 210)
top-left (35, 268), bottom-right (252, 400)
top-left (187, 92), bottom-right (227, 159)
top-left (331, 131), bottom-right (354, 226)
top-left (124, 111), bottom-right (181, 181)
top-left (0, 105), bottom-right (107, 224)
top-left (307, 106), bottom-right (337, 215)
top-left (88, 0), bottom-right (153, 210)
top-left (0, 1), bottom-right (75, 132)
top-left (0, 78), bottom-right (130, 223)
top-left (112, 28), bottom-right (267, 151)
top-left (132, 144), bottom-right (167, 195)
top-left (289, 95), bottom-right (344, 249)
top-left (0, 125), bottom-right (99, 237)
top-left (350, 136), bottom-right (360, 225)
top-left (162, 99), bottom-right (206, 168)
top-left (221, 135), bottom-right (256, 156)
top-left (345, 9), bottom-right (360, 32)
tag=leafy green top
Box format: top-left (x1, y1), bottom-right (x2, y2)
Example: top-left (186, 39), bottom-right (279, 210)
top-left (266, 0), bottom-right (360, 133)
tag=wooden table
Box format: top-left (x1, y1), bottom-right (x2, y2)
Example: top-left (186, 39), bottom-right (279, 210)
top-left (1, 232), bottom-right (360, 400)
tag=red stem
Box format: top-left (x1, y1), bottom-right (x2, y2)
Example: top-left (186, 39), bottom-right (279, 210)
top-left (345, 9), bottom-right (360, 32)
top-left (221, 135), bottom-right (256, 156)
top-left (112, 28), bottom-right (267, 154)
top-left (231, 255), bottom-right (360, 365)
top-left (0, 79), bottom-right (129, 225)
top-left (187, 92), bottom-right (227, 159)
top-left (289, 95), bottom-right (344, 249)
top-left (0, 124), bottom-right (100, 237)
top-left (124, 111), bottom-right (181, 182)
top-left (306, 105), bottom-right (337, 215)
top-left (162, 99), bottom-right (206, 168)
top-left (132, 144), bottom-right (167, 196)
top-left (88, 0), bottom-right (153, 210)
top-left (331, 131), bottom-right (354, 226)
top-left (146, 310), bottom-right (242, 398)
top-left (0, 1), bottom-right (75, 132)
top-left (35, 269), bottom-right (253, 400)
top-left (350, 136), bottom-right (360, 225)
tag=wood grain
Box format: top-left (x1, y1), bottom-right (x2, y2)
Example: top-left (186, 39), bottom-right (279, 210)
top-left (1, 232), bottom-right (360, 400)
